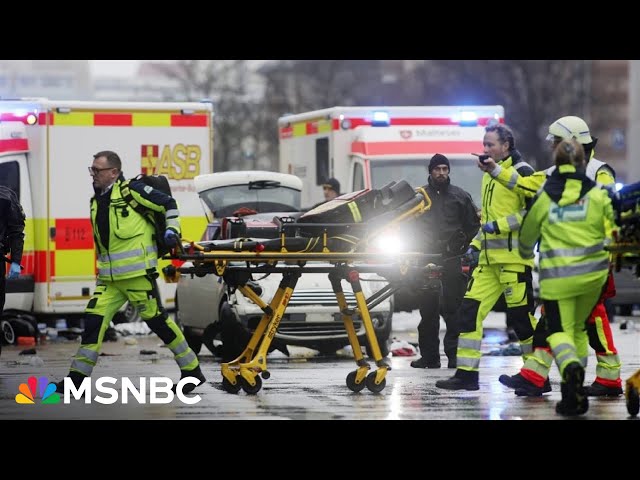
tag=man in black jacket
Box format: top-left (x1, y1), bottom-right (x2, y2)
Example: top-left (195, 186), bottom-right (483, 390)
top-left (410, 154), bottom-right (480, 369)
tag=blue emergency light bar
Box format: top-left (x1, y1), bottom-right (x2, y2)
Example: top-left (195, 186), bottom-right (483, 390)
top-left (371, 111), bottom-right (390, 126)
top-left (458, 110), bottom-right (478, 126)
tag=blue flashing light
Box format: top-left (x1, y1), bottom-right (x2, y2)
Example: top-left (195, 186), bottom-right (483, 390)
top-left (615, 182), bottom-right (624, 192)
top-left (458, 110), bottom-right (478, 126)
top-left (371, 111), bottom-right (390, 126)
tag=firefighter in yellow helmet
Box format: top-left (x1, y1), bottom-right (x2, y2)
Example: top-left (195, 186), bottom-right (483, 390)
top-left (478, 115), bottom-right (623, 397)
top-left (436, 123), bottom-right (538, 391)
top-left (518, 138), bottom-right (613, 415)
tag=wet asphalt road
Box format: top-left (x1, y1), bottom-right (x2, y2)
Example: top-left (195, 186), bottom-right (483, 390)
top-left (0, 312), bottom-right (638, 420)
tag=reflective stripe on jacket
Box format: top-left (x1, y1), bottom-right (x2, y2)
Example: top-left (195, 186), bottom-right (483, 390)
top-left (471, 154), bottom-right (534, 267)
top-left (92, 180), bottom-right (159, 281)
top-left (519, 164), bottom-right (613, 300)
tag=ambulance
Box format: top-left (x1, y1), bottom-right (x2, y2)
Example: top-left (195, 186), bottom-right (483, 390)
top-left (278, 105), bottom-right (505, 209)
top-left (0, 98), bottom-right (213, 323)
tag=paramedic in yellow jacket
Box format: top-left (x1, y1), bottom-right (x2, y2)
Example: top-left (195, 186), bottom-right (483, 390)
top-left (56, 151), bottom-right (205, 395)
top-left (518, 138), bottom-right (612, 416)
top-left (479, 116), bottom-right (623, 398)
top-left (436, 123), bottom-right (538, 391)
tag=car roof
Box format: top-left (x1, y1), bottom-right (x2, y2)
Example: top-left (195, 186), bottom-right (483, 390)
top-left (194, 171), bottom-right (303, 193)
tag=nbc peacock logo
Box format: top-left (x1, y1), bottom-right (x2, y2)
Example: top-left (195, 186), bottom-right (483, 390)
top-left (15, 376), bottom-right (61, 405)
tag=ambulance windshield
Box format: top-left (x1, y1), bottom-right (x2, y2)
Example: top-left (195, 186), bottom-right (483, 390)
top-left (370, 158), bottom-right (484, 208)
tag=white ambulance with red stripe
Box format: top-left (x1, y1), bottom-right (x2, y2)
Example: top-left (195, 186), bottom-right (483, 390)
top-left (0, 99), bottom-right (213, 322)
top-left (278, 106), bottom-right (504, 209)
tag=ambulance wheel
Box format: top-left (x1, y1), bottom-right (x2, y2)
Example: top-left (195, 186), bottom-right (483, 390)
top-left (222, 376), bottom-right (242, 394)
top-left (365, 371), bottom-right (386, 393)
top-left (240, 375), bottom-right (262, 395)
top-left (627, 386), bottom-right (640, 417)
top-left (346, 370), bottom-right (366, 392)
top-left (1, 320), bottom-right (15, 345)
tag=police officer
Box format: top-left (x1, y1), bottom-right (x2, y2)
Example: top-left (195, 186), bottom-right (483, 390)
top-left (0, 185), bottom-right (25, 357)
top-left (55, 151), bottom-right (205, 393)
top-left (481, 116), bottom-right (623, 397)
top-left (409, 154), bottom-right (480, 369)
top-left (436, 124), bottom-right (538, 391)
top-left (518, 138), bottom-right (612, 415)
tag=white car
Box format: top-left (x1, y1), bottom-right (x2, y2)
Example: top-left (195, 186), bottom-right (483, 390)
top-left (175, 171), bottom-right (393, 356)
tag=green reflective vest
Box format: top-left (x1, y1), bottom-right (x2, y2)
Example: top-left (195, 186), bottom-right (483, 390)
top-left (519, 164), bottom-right (613, 300)
top-left (471, 155), bottom-right (534, 267)
top-left (91, 181), bottom-right (158, 281)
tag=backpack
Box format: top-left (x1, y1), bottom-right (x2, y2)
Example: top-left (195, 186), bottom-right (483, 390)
top-left (120, 174), bottom-right (174, 257)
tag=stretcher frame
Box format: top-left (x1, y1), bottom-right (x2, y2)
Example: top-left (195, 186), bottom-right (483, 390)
top-left (166, 187), bottom-right (443, 394)
top-left (606, 206), bottom-right (640, 416)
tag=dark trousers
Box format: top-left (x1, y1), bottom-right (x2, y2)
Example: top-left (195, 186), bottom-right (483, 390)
top-left (0, 260), bottom-right (5, 315)
top-left (417, 257), bottom-right (467, 363)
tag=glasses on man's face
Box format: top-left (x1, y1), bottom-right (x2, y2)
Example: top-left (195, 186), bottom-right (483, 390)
top-left (88, 166), bottom-right (114, 175)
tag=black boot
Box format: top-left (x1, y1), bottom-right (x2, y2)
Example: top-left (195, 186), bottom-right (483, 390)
top-left (435, 369), bottom-right (479, 391)
top-left (172, 365), bottom-right (206, 394)
top-left (555, 363), bottom-right (588, 416)
top-left (585, 381), bottom-right (623, 397)
top-left (410, 357), bottom-right (440, 369)
top-left (55, 371), bottom-right (88, 394)
top-left (499, 373), bottom-right (551, 393)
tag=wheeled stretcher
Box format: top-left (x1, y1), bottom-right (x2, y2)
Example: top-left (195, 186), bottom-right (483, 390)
top-left (164, 182), bottom-right (443, 394)
top-left (606, 180), bottom-right (640, 416)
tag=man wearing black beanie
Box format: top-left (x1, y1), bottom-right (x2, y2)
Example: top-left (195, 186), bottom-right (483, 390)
top-left (408, 153), bottom-right (480, 369)
top-left (428, 153), bottom-right (450, 173)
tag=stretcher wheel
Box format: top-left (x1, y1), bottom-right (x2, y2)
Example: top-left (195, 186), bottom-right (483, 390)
top-left (627, 386), bottom-right (639, 417)
top-left (365, 371), bottom-right (386, 393)
top-left (261, 371), bottom-right (271, 380)
top-left (222, 377), bottom-right (242, 394)
top-left (346, 370), bottom-right (366, 392)
top-left (240, 375), bottom-right (262, 395)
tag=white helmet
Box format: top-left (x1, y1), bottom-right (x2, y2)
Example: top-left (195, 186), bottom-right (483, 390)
top-left (546, 116), bottom-right (593, 144)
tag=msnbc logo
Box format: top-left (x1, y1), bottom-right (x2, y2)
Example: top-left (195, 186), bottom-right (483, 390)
top-left (15, 376), bottom-right (61, 404)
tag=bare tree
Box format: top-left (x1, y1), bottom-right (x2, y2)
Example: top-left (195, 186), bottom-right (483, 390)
top-left (153, 59), bottom-right (594, 173)
top-left (254, 60), bottom-right (387, 169)
top-left (407, 60), bottom-right (590, 168)
top-left (151, 60), bottom-right (264, 172)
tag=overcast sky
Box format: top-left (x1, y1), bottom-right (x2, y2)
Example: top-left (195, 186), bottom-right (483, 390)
top-left (89, 60), bottom-right (140, 77)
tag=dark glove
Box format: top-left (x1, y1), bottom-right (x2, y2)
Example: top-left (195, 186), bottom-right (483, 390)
top-left (163, 229), bottom-right (180, 248)
top-left (462, 246), bottom-right (480, 268)
top-left (482, 222), bottom-right (498, 234)
top-left (8, 262), bottom-right (21, 279)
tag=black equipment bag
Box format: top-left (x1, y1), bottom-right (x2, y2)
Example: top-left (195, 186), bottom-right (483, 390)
top-left (121, 174), bottom-right (174, 256)
top-left (298, 181), bottom-right (417, 236)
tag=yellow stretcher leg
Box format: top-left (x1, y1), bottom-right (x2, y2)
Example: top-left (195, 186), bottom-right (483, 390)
top-left (328, 269), bottom-right (390, 393)
top-left (350, 276), bottom-right (389, 393)
top-left (331, 275), bottom-right (370, 392)
top-left (220, 272), bottom-right (300, 394)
